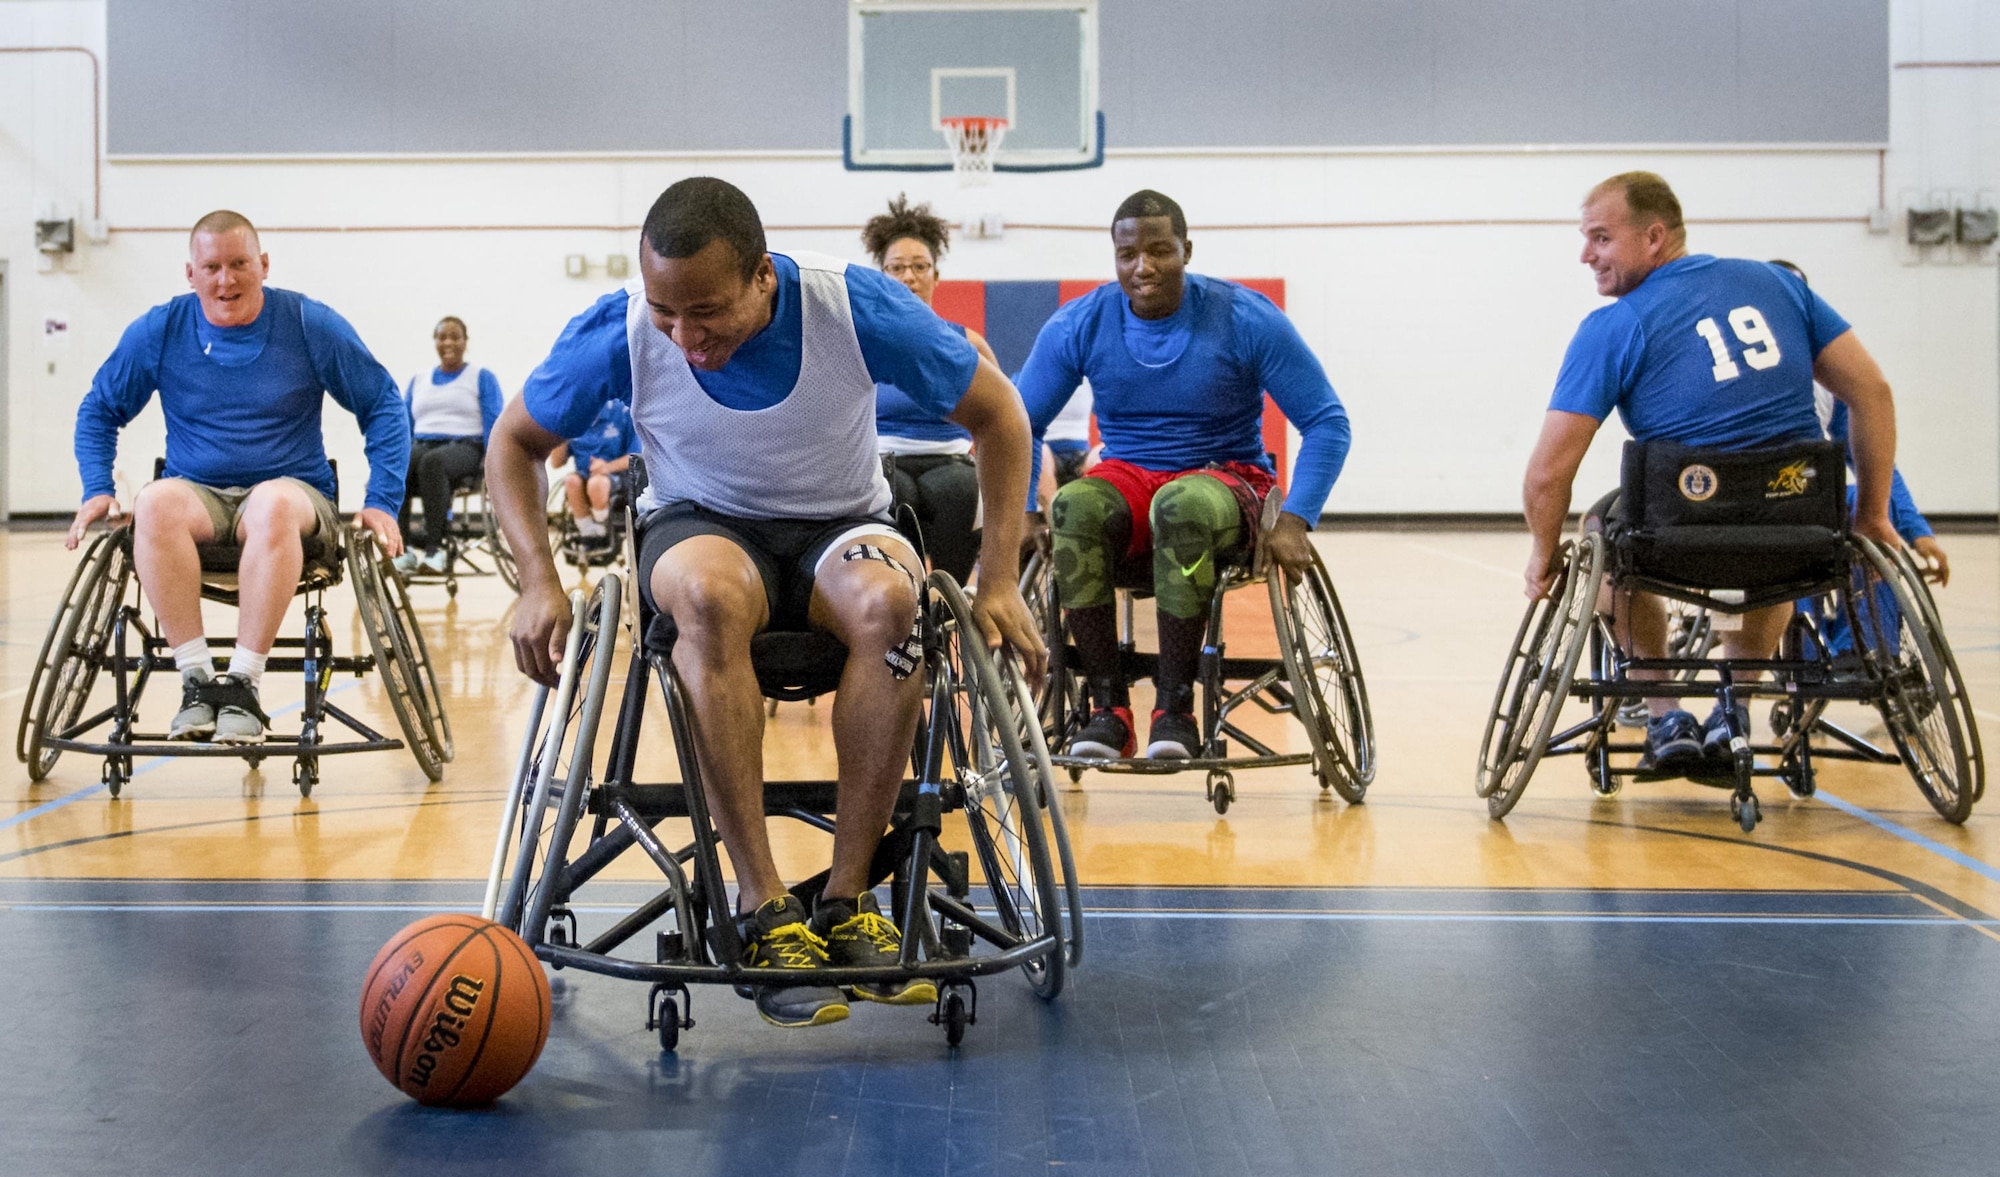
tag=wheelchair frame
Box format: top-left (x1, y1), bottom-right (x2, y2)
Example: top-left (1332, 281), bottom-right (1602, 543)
top-left (1478, 529), bottom-right (1980, 832)
top-left (397, 475), bottom-right (518, 598)
top-left (484, 544), bottom-right (1082, 1052)
top-left (16, 524), bottom-right (452, 797)
top-left (1025, 542), bottom-right (1374, 815)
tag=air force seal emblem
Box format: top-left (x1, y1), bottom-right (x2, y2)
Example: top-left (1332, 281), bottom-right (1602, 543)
top-left (1678, 464), bottom-right (1718, 502)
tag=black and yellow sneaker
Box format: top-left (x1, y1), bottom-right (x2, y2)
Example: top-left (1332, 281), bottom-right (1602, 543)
top-left (812, 892), bottom-right (937, 1006)
top-left (740, 896), bottom-right (849, 1028)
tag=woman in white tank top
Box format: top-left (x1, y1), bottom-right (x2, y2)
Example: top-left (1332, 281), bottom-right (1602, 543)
top-left (396, 316), bottom-right (504, 572)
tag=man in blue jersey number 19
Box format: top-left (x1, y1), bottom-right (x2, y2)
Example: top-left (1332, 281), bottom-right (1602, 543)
top-left (486, 179), bottom-right (1043, 1030)
top-left (1522, 172), bottom-right (1902, 773)
top-left (68, 211), bottom-right (410, 746)
top-left (1018, 190), bottom-right (1353, 763)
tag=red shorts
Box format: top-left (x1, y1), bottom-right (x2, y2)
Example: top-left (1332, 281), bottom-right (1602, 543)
top-left (1084, 458), bottom-right (1277, 559)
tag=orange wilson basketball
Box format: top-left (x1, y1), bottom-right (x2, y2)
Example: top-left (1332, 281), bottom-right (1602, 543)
top-left (358, 914), bottom-right (551, 1107)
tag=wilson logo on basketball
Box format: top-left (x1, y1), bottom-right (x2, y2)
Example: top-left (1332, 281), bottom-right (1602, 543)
top-left (405, 975), bottom-right (486, 1090)
top-left (1765, 461), bottom-right (1815, 499)
top-left (363, 952), bottom-right (423, 1058)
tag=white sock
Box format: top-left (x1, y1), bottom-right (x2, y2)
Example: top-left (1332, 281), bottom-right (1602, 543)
top-left (591, 507), bottom-right (609, 523)
top-left (577, 517), bottom-right (607, 538)
top-left (228, 647), bottom-right (268, 690)
top-left (173, 638), bottom-right (215, 681)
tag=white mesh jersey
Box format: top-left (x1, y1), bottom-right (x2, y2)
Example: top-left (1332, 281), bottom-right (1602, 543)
top-left (407, 366), bottom-right (488, 437)
top-left (624, 250), bottom-right (894, 520)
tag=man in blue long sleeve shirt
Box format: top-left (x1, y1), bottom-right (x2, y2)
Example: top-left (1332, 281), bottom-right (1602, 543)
top-left (68, 211), bottom-right (409, 743)
top-left (1016, 189), bottom-right (1353, 761)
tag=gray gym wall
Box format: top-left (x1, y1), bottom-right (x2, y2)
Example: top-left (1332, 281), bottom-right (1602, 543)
top-left (108, 0), bottom-right (1886, 155)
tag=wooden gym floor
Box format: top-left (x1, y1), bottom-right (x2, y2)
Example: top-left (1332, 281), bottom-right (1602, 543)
top-left (4, 524), bottom-right (1998, 1176)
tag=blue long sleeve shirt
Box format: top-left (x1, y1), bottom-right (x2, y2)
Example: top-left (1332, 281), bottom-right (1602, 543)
top-left (1014, 274), bottom-right (1351, 521)
top-left (75, 288), bottom-right (409, 514)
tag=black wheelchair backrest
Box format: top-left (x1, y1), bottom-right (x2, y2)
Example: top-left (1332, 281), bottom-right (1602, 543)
top-left (1620, 439), bottom-right (1844, 533)
top-left (1614, 438), bottom-right (1847, 601)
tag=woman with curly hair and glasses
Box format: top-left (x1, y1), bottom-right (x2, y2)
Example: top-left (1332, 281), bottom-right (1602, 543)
top-left (862, 194), bottom-right (1005, 585)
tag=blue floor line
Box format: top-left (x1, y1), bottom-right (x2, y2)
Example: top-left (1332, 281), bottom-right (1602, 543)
top-left (1817, 788), bottom-right (2000, 886)
top-left (1, 681), bottom-right (362, 832)
top-left (0, 902), bottom-right (1990, 927)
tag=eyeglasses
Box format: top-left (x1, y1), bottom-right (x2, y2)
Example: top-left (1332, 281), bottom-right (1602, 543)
top-left (884, 261), bottom-right (935, 278)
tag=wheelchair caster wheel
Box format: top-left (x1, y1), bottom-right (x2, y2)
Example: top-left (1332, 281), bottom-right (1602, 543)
top-left (1066, 767), bottom-right (1084, 786)
top-left (647, 983), bottom-right (692, 1053)
top-left (1768, 700), bottom-right (1794, 738)
top-left (1731, 792), bottom-right (1760, 832)
top-left (931, 984), bottom-right (975, 1048)
top-left (1208, 770), bottom-right (1234, 815)
top-left (102, 757), bottom-right (129, 798)
top-left (292, 758), bottom-right (317, 798)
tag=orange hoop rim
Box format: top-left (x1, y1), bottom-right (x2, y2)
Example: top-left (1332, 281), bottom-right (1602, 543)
top-left (940, 115), bottom-right (1010, 132)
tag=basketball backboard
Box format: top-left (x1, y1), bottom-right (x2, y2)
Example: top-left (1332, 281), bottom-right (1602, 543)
top-left (845, 0), bottom-right (1102, 173)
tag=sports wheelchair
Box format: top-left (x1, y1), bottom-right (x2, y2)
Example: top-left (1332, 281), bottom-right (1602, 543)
top-left (1478, 439), bottom-right (1980, 832)
top-left (16, 483), bottom-right (452, 797)
top-left (1027, 492), bottom-right (1374, 814)
top-left (397, 471), bottom-right (519, 597)
top-left (550, 469), bottom-right (633, 576)
top-left (482, 472), bottom-right (1082, 1051)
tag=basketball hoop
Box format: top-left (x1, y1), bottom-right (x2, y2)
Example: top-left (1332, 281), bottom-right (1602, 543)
top-left (940, 116), bottom-right (1008, 185)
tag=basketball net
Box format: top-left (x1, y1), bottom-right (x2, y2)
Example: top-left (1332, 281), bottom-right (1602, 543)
top-left (940, 116), bottom-right (1007, 186)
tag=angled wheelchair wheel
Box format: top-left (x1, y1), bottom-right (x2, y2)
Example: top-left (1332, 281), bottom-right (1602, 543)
top-left (482, 500), bottom-right (521, 594)
top-left (1885, 542), bottom-right (1984, 804)
top-left (489, 581), bottom-right (620, 940)
top-left (1852, 538), bottom-right (1976, 822)
top-left (1019, 545), bottom-right (1077, 741)
top-left (1475, 532), bottom-right (1605, 818)
top-left (1270, 549), bottom-right (1375, 802)
top-left (20, 529), bottom-right (135, 781)
top-left (933, 573), bottom-right (1070, 998)
top-left (347, 535), bottom-right (451, 781)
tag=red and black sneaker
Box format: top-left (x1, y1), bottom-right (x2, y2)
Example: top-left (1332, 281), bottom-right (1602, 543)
top-left (1068, 706), bottom-right (1135, 759)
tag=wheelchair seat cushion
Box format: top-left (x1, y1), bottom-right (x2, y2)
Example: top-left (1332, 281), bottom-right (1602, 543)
top-left (644, 613), bottom-right (851, 701)
top-left (1613, 438), bottom-right (1847, 593)
top-left (195, 527), bottom-right (345, 586)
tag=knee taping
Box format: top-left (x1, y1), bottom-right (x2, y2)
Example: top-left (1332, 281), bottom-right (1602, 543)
top-left (1151, 478), bottom-right (1242, 620)
top-left (1050, 478), bottom-right (1129, 611)
top-left (840, 543), bottom-right (923, 679)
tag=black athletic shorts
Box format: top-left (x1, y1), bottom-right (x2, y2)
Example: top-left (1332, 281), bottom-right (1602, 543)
top-left (636, 502), bottom-right (908, 630)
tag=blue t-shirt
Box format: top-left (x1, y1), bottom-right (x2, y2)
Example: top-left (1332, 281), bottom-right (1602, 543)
top-left (567, 398), bottom-right (638, 478)
top-left (521, 254), bottom-right (978, 440)
top-left (1015, 274), bottom-right (1351, 521)
top-left (877, 321), bottom-right (974, 444)
top-left (75, 288), bottom-right (409, 514)
top-left (1548, 256), bottom-right (1850, 447)
top-left (404, 366), bottom-right (504, 443)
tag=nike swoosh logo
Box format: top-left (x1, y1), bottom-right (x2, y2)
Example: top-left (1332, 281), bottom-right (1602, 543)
top-left (1176, 552), bottom-right (1208, 579)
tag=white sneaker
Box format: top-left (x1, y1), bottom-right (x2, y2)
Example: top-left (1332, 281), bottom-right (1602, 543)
top-left (419, 549), bottom-right (450, 573)
top-left (391, 552), bottom-right (420, 574)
